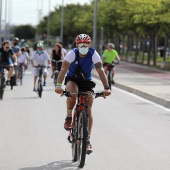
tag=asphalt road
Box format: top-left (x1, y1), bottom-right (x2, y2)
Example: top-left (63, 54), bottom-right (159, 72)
top-left (0, 66), bottom-right (170, 170)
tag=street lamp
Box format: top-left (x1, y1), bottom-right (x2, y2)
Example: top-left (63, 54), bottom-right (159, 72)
top-left (60, 0), bottom-right (64, 42)
top-left (92, 0), bottom-right (98, 49)
top-left (47, 0), bottom-right (51, 48)
top-left (0, 0), bottom-right (2, 44)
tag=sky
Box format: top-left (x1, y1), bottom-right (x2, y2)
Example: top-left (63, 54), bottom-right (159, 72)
top-left (1, 0), bottom-right (91, 26)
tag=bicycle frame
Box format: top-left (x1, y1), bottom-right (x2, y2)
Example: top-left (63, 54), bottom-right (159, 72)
top-left (35, 65), bottom-right (46, 98)
top-left (63, 91), bottom-right (103, 168)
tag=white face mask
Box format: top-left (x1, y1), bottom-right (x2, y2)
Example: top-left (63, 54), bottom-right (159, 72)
top-left (78, 47), bottom-right (89, 55)
top-left (37, 50), bottom-right (42, 54)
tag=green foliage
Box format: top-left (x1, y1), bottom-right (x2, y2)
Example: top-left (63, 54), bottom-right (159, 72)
top-left (14, 25), bottom-right (36, 40)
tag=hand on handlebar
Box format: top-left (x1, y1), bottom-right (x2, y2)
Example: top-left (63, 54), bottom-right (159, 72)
top-left (103, 89), bottom-right (111, 98)
top-left (55, 86), bottom-right (63, 95)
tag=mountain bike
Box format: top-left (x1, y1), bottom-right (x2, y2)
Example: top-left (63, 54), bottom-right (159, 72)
top-left (105, 61), bottom-right (119, 90)
top-left (63, 91), bottom-right (103, 168)
top-left (18, 63), bottom-right (24, 85)
top-left (51, 59), bottom-right (63, 86)
top-left (34, 65), bottom-right (47, 98)
top-left (0, 63), bottom-right (7, 100)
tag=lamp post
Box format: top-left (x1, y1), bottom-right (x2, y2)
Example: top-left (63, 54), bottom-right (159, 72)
top-left (0, 0), bottom-right (2, 44)
top-left (92, 0), bottom-right (98, 49)
top-left (47, 0), bottom-right (51, 48)
top-left (60, 0), bottom-right (64, 42)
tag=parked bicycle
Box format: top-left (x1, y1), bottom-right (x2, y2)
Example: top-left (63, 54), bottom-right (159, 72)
top-left (105, 60), bottom-right (119, 90)
top-left (51, 59), bottom-right (63, 86)
top-left (63, 90), bottom-right (103, 168)
top-left (34, 65), bottom-right (47, 98)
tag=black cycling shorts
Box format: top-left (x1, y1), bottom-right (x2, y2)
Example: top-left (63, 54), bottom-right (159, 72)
top-left (64, 76), bottom-right (96, 92)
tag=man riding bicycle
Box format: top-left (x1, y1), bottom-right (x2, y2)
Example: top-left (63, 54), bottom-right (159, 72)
top-left (55, 34), bottom-right (111, 154)
top-left (31, 43), bottom-right (51, 91)
top-left (102, 43), bottom-right (120, 84)
top-left (0, 40), bottom-right (17, 85)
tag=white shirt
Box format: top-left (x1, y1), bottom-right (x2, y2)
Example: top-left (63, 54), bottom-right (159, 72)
top-left (31, 51), bottom-right (50, 66)
top-left (64, 49), bottom-right (101, 64)
top-left (18, 52), bottom-right (29, 63)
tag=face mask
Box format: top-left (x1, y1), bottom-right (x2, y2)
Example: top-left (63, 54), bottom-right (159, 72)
top-left (78, 47), bottom-right (89, 55)
top-left (14, 42), bottom-right (18, 45)
top-left (37, 50), bottom-right (42, 54)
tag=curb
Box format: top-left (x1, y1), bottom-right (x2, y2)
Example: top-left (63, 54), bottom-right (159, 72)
top-left (92, 73), bottom-right (170, 109)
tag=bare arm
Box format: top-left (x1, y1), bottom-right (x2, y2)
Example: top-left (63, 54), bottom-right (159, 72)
top-left (12, 54), bottom-right (17, 63)
top-left (57, 60), bottom-right (70, 84)
top-left (95, 61), bottom-right (109, 88)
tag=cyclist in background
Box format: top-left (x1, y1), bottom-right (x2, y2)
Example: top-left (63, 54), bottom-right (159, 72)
top-left (58, 42), bottom-right (67, 56)
top-left (11, 37), bottom-right (21, 85)
top-left (18, 47), bottom-right (29, 72)
top-left (0, 40), bottom-right (17, 85)
top-left (102, 43), bottom-right (120, 84)
top-left (55, 34), bottom-right (111, 154)
top-left (31, 43), bottom-right (51, 91)
top-left (50, 43), bottom-right (64, 78)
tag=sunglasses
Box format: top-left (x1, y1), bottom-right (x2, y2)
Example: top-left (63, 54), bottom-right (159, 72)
top-left (77, 43), bottom-right (89, 48)
top-left (5, 47), bottom-right (10, 49)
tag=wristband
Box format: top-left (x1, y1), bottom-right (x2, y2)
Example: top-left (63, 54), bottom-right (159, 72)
top-left (56, 83), bottom-right (62, 86)
top-left (104, 86), bottom-right (110, 90)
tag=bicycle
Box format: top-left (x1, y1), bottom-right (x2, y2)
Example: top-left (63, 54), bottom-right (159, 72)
top-left (18, 63), bottom-right (24, 85)
top-left (51, 59), bottom-right (63, 86)
top-left (0, 63), bottom-right (7, 100)
top-left (105, 61), bottom-right (119, 90)
top-left (63, 90), bottom-right (103, 168)
top-left (34, 65), bottom-right (46, 98)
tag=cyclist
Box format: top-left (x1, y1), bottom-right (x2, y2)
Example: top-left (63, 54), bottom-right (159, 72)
top-left (55, 34), bottom-right (111, 154)
top-left (0, 40), bottom-right (17, 85)
top-left (11, 37), bottom-right (21, 85)
top-left (18, 47), bottom-right (29, 73)
top-left (58, 42), bottom-right (67, 56)
top-left (102, 43), bottom-right (120, 84)
top-left (50, 43), bottom-right (64, 78)
top-left (31, 43), bottom-right (51, 91)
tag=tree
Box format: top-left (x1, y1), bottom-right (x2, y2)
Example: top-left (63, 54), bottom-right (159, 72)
top-left (13, 25), bottom-right (36, 40)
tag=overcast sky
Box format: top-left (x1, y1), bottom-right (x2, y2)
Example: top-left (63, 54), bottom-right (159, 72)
top-left (1, 0), bottom-right (91, 26)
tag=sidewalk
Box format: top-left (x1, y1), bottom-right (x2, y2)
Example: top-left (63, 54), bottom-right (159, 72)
top-left (92, 62), bottom-right (170, 109)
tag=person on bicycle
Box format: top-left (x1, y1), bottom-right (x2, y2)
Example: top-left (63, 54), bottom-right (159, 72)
top-left (50, 43), bottom-right (64, 78)
top-left (31, 43), bottom-right (51, 91)
top-left (55, 34), bottom-right (111, 154)
top-left (102, 43), bottom-right (120, 84)
top-left (11, 37), bottom-right (21, 85)
top-left (0, 40), bottom-right (17, 85)
top-left (18, 47), bottom-right (29, 73)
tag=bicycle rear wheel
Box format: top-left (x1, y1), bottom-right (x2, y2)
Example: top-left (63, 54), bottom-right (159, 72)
top-left (77, 110), bottom-right (88, 168)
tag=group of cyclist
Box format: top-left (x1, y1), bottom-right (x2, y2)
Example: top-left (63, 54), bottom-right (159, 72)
top-left (0, 33), bottom-right (120, 155)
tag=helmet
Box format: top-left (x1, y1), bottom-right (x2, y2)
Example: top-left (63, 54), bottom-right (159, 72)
top-left (37, 42), bottom-right (44, 48)
top-left (107, 43), bottom-right (114, 49)
top-left (75, 34), bottom-right (91, 44)
top-left (13, 37), bottom-right (19, 42)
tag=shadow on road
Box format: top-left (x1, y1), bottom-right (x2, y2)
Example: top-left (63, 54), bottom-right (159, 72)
top-left (18, 160), bottom-right (81, 170)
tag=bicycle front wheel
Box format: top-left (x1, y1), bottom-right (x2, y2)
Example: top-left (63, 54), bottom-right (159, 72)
top-left (108, 71), bottom-right (112, 90)
top-left (77, 110), bottom-right (88, 168)
top-left (37, 81), bottom-right (43, 98)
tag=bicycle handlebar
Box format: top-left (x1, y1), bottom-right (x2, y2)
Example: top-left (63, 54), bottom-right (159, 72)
top-left (62, 90), bottom-right (103, 99)
top-left (51, 59), bottom-right (63, 63)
